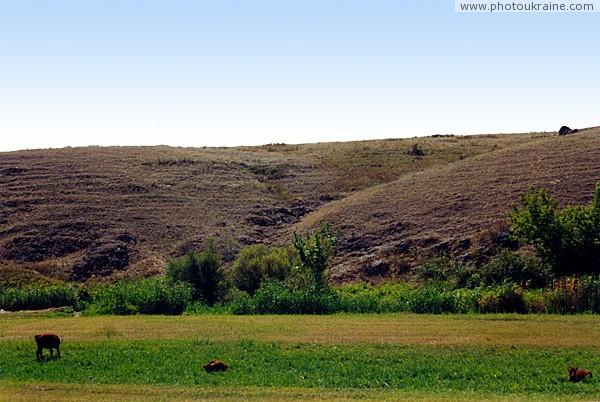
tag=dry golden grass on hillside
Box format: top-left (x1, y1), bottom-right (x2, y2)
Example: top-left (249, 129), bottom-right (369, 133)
top-left (294, 128), bottom-right (600, 282)
top-left (0, 129), bottom-right (596, 283)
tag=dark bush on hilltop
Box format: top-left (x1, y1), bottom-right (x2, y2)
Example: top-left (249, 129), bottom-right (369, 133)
top-left (509, 184), bottom-right (600, 276)
top-left (409, 143), bottom-right (425, 156)
top-left (229, 244), bottom-right (298, 295)
top-left (166, 238), bottom-right (223, 305)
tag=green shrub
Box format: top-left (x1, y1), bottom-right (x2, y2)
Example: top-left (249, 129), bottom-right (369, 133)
top-left (479, 249), bottom-right (550, 288)
top-left (250, 281), bottom-right (289, 314)
top-left (224, 279), bottom-right (600, 315)
top-left (451, 288), bottom-right (485, 313)
top-left (414, 251), bottom-right (551, 290)
top-left (413, 257), bottom-right (476, 289)
top-left (337, 283), bottom-right (483, 314)
top-left (166, 238), bottom-right (223, 305)
top-left (293, 223), bottom-right (338, 290)
top-left (229, 244), bottom-right (297, 295)
top-left (510, 184), bottom-right (600, 276)
top-left (521, 289), bottom-right (546, 313)
top-left (290, 283), bottom-right (341, 314)
top-left (88, 278), bottom-right (192, 315)
top-left (478, 284), bottom-right (527, 314)
top-left (229, 291), bottom-right (256, 315)
top-left (407, 284), bottom-right (457, 314)
top-left (0, 285), bottom-right (77, 311)
top-left (338, 283), bottom-right (397, 313)
top-left (238, 280), bottom-right (341, 315)
top-left (543, 276), bottom-right (600, 314)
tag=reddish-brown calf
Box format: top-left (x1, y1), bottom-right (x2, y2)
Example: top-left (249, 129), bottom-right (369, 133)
top-left (34, 333), bottom-right (61, 360)
top-left (567, 367), bottom-right (592, 382)
top-left (203, 360), bottom-right (228, 372)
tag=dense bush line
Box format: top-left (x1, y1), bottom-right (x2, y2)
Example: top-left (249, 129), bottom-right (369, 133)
top-left (510, 183), bottom-right (600, 276)
top-left (2, 276), bottom-right (599, 315)
top-left (0, 285), bottom-right (77, 311)
top-left (2, 183), bottom-right (599, 316)
top-left (327, 279), bottom-right (600, 315)
top-left (227, 278), bottom-right (600, 315)
top-left (0, 278), bottom-right (191, 315)
top-left (85, 277), bottom-right (192, 315)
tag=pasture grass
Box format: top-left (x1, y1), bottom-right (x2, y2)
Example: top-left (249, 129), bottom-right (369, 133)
top-left (0, 381), bottom-right (570, 402)
top-left (1, 339), bottom-right (598, 397)
top-left (2, 313), bottom-right (599, 347)
top-left (0, 314), bottom-right (599, 401)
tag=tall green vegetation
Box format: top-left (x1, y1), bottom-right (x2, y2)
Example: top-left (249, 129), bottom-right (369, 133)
top-left (509, 184), bottom-right (600, 276)
top-left (229, 244), bottom-right (297, 295)
top-left (227, 224), bottom-right (341, 314)
top-left (412, 251), bottom-right (549, 289)
top-left (0, 285), bottom-right (77, 311)
top-left (5, 198), bottom-right (600, 315)
top-left (293, 223), bottom-right (338, 290)
top-left (165, 238), bottom-right (223, 305)
top-left (87, 277), bottom-right (191, 315)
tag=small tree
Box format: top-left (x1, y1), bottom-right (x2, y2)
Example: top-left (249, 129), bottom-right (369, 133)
top-left (166, 238), bottom-right (223, 305)
top-left (293, 223), bottom-right (338, 290)
top-left (230, 244), bottom-right (297, 295)
top-left (509, 184), bottom-right (600, 276)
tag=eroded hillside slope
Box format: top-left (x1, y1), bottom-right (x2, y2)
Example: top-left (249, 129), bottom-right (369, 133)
top-left (0, 146), bottom-right (337, 281)
top-left (295, 128), bottom-right (600, 282)
top-left (0, 132), bottom-right (564, 282)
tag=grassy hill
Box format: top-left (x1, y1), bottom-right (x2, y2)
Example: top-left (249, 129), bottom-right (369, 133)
top-left (1, 128), bottom-right (598, 283)
top-left (295, 127), bottom-right (600, 282)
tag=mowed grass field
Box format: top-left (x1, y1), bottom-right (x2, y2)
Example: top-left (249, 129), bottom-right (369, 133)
top-left (0, 314), bottom-right (599, 401)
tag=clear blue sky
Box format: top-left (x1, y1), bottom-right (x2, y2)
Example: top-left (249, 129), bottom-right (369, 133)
top-left (1, 1), bottom-right (598, 151)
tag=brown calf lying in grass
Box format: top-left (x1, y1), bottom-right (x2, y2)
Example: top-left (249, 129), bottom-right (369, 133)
top-left (34, 333), bottom-right (61, 361)
top-left (203, 360), bottom-right (228, 372)
top-left (567, 367), bottom-right (592, 382)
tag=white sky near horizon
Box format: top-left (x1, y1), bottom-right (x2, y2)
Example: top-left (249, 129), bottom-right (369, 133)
top-left (0, 1), bottom-right (598, 152)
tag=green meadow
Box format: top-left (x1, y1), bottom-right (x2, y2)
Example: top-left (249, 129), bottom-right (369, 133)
top-left (0, 314), bottom-right (598, 401)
